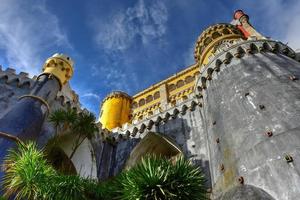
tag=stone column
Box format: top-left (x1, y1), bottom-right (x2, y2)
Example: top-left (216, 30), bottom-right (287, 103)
top-left (159, 83), bottom-right (169, 110)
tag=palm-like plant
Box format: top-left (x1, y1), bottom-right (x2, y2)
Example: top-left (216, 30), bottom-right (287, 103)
top-left (118, 155), bottom-right (207, 200)
top-left (49, 109), bottom-right (77, 135)
top-left (49, 109), bottom-right (98, 160)
top-left (69, 111), bottom-right (98, 159)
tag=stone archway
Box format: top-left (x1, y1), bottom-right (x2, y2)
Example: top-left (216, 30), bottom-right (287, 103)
top-left (45, 134), bottom-right (97, 179)
top-left (46, 146), bottom-right (77, 175)
top-left (125, 132), bottom-right (183, 169)
top-left (218, 185), bottom-right (275, 200)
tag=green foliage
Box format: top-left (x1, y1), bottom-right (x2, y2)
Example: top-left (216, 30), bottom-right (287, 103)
top-left (2, 142), bottom-right (56, 199)
top-left (71, 111), bottom-right (98, 139)
top-left (2, 142), bottom-right (207, 200)
top-left (118, 155), bottom-right (207, 200)
top-left (48, 109), bottom-right (98, 160)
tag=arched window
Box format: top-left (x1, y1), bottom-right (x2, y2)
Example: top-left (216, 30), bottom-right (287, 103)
top-left (139, 99), bottom-right (145, 106)
top-left (168, 84), bottom-right (176, 92)
top-left (204, 37), bottom-right (212, 46)
top-left (212, 32), bottom-right (221, 39)
top-left (132, 102), bottom-right (138, 109)
top-left (146, 95), bottom-right (153, 103)
top-left (153, 91), bottom-right (160, 99)
top-left (185, 76), bottom-right (194, 84)
top-left (176, 80), bottom-right (184, 88)
top-left (223, 28), bottom-right (230, 35)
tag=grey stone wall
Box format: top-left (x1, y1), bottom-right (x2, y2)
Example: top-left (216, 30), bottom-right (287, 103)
top-left (197, 39), bottom-right (300, 200)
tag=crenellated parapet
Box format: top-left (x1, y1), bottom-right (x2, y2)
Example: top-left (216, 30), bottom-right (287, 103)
top-left (99, 91), bottom-right (132, 131)
top-left (0, 66), bottom-right (80, 111)
top-left (0, 67), bottom-right (34, 89)
top-left (101, 97), bottom-right (201, 143)
top-left (195, 39), bottom-right (297, 94)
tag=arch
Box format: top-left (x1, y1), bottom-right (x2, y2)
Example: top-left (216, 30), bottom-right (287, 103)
top-left (146, 95), bottom-right (153, 103)
top-left (168, 84), bottom-right (176, 92)
top-left (222, 28), bottom-right (230, 35)
top-left (212, 31), bottom-right (221, 39)
top-left (204, 37), bottom-right (212, 46)
top-left (125, 132), bottom-right (182, 168)
top-left (153, 91), bottom-right (160, 99)
top-left (176, 80), bottom-right (184, 88)
top-left (139, 98), bottom-right (145, 106)
top-left (219, 185), bottom-right (275, 200)
top-left (45, 134), bottom-right (97, 178)
top-left (0, 75), bottom-right (9, 83)
top-left (46, 146), bottom-right (77, 175)
top-left (19, 81), bottom-right (31, 89)
top-left (185, 76), bottom-right (194, 84)
top-left (132, 101), bottom-right (138, 109)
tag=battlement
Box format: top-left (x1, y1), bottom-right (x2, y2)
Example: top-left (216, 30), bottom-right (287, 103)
top-left (0, 65), bottom-right (80, 110)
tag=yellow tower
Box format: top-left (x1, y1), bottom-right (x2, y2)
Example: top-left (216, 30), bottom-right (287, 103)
top-left (99, 91), bottom-right (132, 131)
top-left (42, 53), bottom-right (74, 88)
top-left (194, 23), bottom-right (245, 66)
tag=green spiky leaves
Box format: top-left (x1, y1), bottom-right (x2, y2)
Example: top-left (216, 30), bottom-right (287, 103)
top-left (118, 155), bottom-right (207, 200)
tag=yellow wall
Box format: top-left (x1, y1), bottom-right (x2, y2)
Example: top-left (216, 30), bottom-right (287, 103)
top-left (194, 23), bottom-right (245, 66)
top-left (100, 93), bottom-right (131, 131)
top-left (131, 64), bottom-right (199, 122)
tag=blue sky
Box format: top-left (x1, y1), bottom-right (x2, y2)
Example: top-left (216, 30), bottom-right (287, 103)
top-left (0, 0), bottom-right (299, 116)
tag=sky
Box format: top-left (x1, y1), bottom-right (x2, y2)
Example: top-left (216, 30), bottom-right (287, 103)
top-left (0, 0), bottom-right (299, 116)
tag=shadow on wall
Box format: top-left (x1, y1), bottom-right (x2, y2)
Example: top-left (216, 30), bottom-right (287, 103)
top-left (217, 185), bottom-right (275, 200)
top-left (154, 116), bottom-right (212, 189)
top-left (124, 132), bottom-right (183, 169)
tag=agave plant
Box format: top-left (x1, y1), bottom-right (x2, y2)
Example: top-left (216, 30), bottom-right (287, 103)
top-left (118, 155), bottom-right (207, 200)
top-left (2, 142), bottom-right (89, 200)
top-left (2, 142), bottom-right (56, 199)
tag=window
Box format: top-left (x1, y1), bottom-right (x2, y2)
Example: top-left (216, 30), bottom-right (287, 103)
top-left (146, 95), bottom-right (153, 103)
top-left (176, 80), bottom-right (184, 88)
top-left (139, 99), bottom-right (145, 106)
top-left (168, 84), bottom-right (176, 92)
top-left (153, 91), bottom-right (160, 99)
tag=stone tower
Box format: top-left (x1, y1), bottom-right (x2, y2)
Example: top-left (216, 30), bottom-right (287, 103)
top-left (0, 53), bottom-right (74, 180)
top-left (194, 10), bottom-right (300, 199)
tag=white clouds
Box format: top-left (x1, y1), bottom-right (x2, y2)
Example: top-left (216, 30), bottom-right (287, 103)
top-left (0, 0), bottom-right (70, 76)
top-left (94, 0), bottom-right (168, 51)
top-left (237, 0), bottom-right (300, 50)
top-left (82, 92), bottom-right (101, 101)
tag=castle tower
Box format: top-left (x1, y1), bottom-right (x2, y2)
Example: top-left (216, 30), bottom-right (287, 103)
top-left (194, 10), bottom-right (300, 200)
top-left (0, 53), bottom-right (74, 179)
top-left (99, 91), bottom-right (132, 131)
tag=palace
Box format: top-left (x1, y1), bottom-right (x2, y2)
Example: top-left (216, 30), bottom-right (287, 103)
top-left (1, 10), bottom-right (300, 199)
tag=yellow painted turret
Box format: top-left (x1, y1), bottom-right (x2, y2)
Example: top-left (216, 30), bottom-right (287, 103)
top-left (194, 23), bottom-right (245, 66)
top-left (99, 91), bottom-right (132, 131)
top-left (42, 53), bottom-right (74, 88)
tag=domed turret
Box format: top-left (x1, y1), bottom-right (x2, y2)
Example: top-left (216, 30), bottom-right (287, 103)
top-left (42, 53), bottom-right (74, 87)
top-left (99, 91), bottom-right (132, 131)
top-left (194, 23), bottom-right (245, 66)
